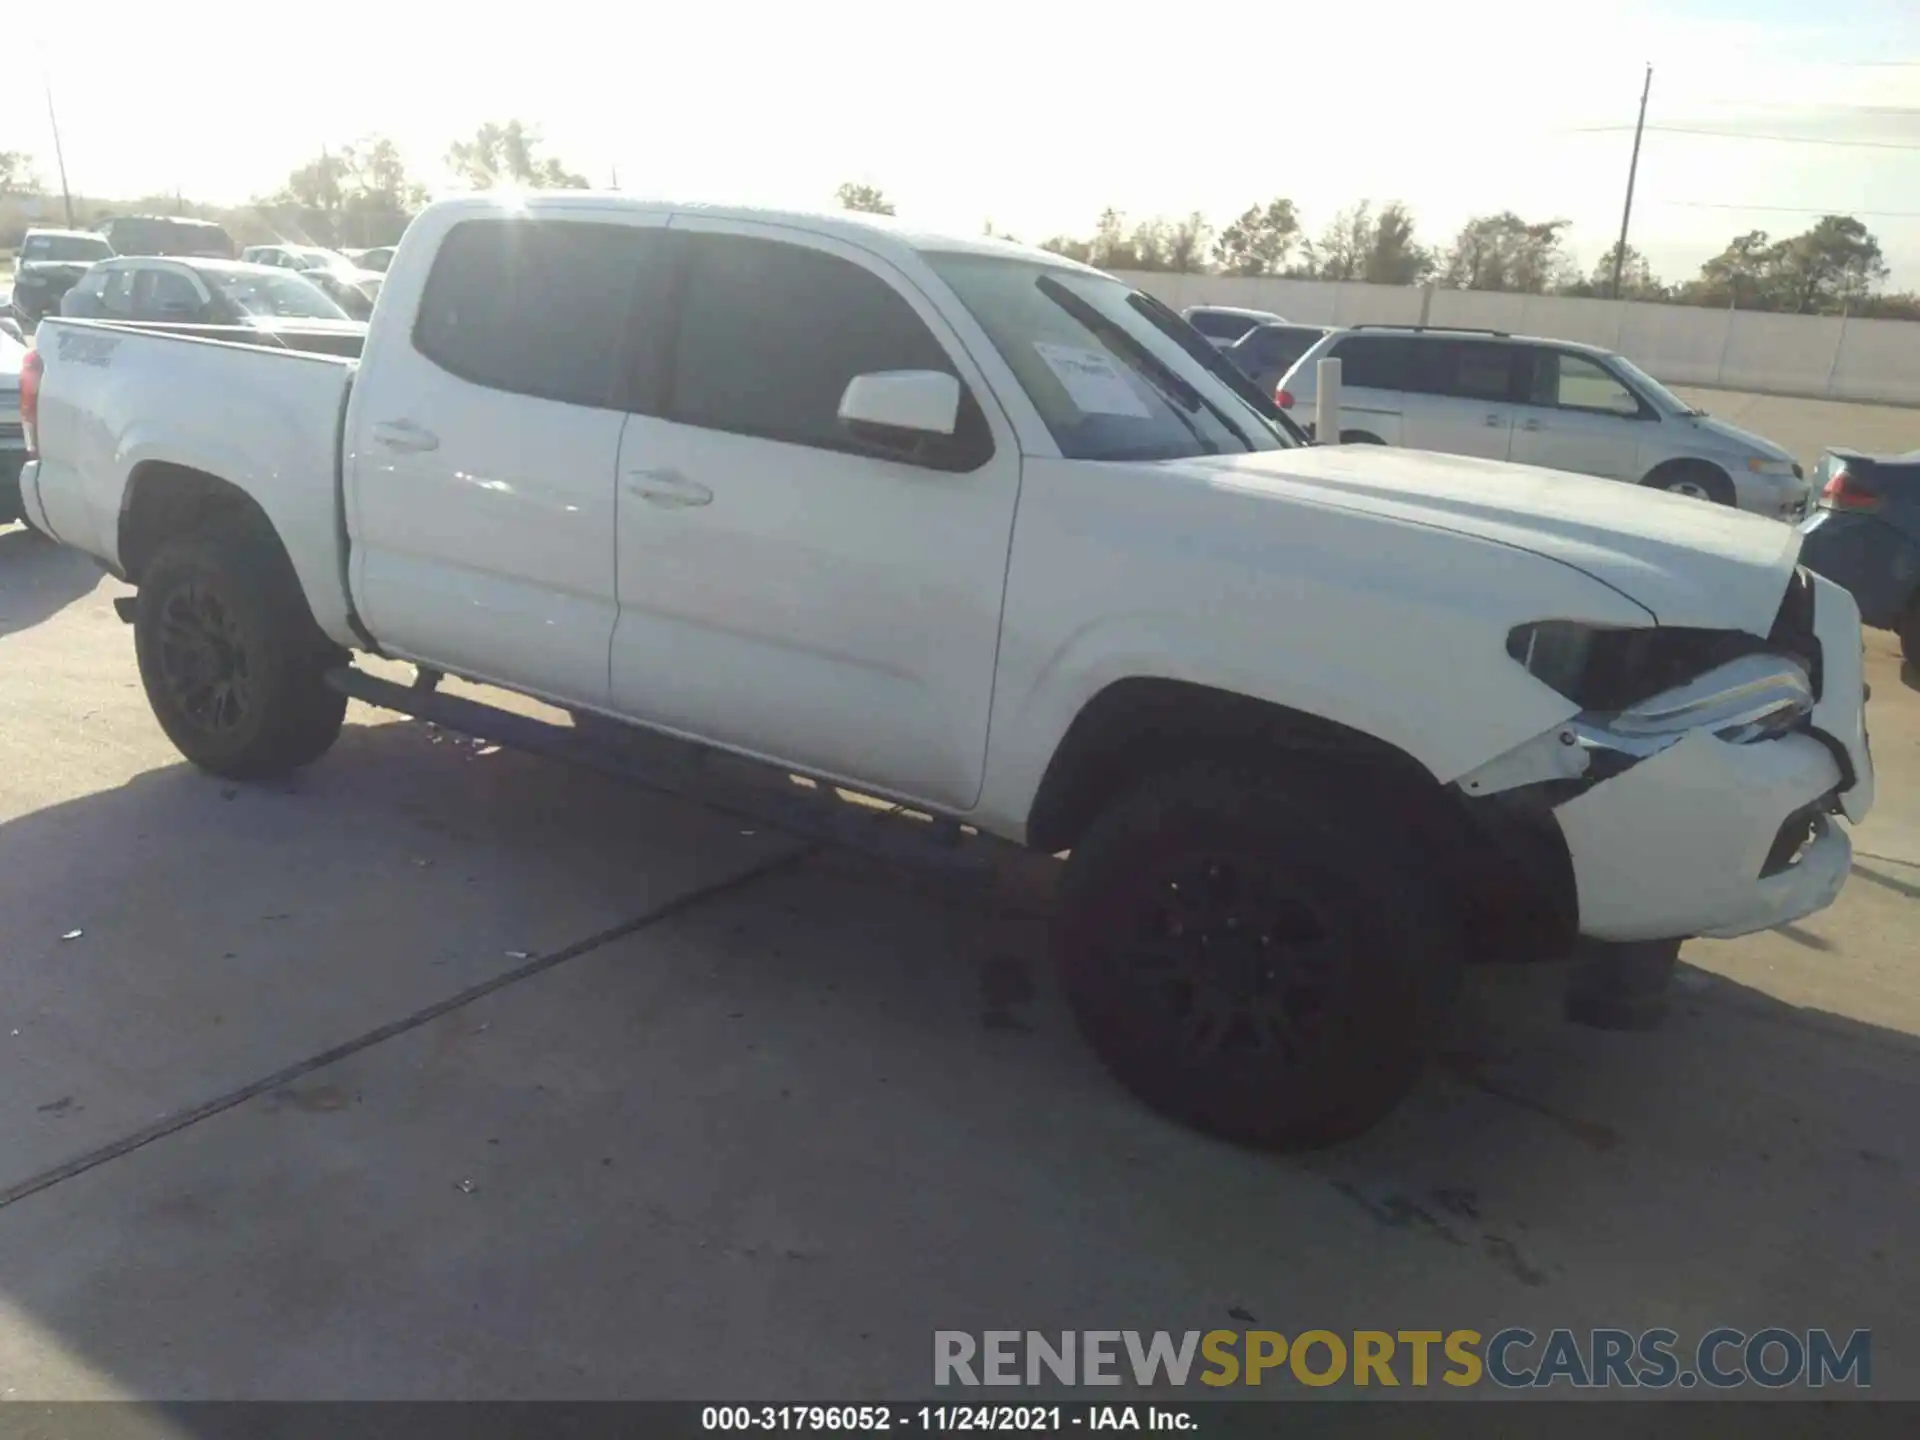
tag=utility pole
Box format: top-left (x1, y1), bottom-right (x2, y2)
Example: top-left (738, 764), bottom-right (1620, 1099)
top-left (1610, 63), bottom-right (1653, 301)
top-left (43, 75), bottom-right (74, 227)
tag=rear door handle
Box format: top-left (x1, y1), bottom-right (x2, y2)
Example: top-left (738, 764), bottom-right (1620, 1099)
top-left (625, 468), bottom-right (712, 508)
top-left (1520, 418), bottom-right (1544, 432)
top-left (371, 419), bottom-right (439, 454)
top-left (1485, 413), bottom-right (1505, 427)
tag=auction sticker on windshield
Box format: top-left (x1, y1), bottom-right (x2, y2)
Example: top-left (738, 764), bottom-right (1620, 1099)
top-left (1032, 342), bottom-right (1151, 418)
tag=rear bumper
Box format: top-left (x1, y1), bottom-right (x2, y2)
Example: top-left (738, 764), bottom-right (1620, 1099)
top-left (1552, 573), bottom-right (1872, 942)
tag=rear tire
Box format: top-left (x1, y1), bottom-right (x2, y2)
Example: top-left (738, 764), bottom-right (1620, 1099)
top-left (1056, 766), bottom-right (1463, 1149)
top-left (133, 518), bottom-right (347, 779)
top-left (1900, 601), bottom-right (1920, 668)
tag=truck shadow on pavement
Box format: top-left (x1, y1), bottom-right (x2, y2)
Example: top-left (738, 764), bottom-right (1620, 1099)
top-left (0, 525), bottom-right (104, 638)
top-left (0, 720), bottom-right (1914, 1399)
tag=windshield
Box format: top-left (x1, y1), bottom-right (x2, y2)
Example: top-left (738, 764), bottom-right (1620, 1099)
top-left (211, 270), bottom-right (350, 321)
top-left (1611, 355), bottom-right (1699, 416)
top-left (23, 234), bottom-right (112, 263)
top-left (925, 254), bottom-right (1288, 462)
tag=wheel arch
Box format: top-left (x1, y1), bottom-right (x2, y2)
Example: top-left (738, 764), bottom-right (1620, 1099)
top-left (1025, 676), bottom-right (1578, 956)
top-left (1641, 455), bottom-right (1735, 501)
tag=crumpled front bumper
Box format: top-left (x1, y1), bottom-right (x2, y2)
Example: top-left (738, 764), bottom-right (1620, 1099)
top-left (1553, 572), bottom-right (1872, 943)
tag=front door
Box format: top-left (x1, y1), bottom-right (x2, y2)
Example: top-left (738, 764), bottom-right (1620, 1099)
top-left (609, 222), bottom-right (1023, 812)
top-left (346, 208), bottom-right (670, 708)
top-left (1509, 349), bottom-right (1649, 481)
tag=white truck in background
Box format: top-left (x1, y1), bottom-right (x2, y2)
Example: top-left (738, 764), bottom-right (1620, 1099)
top-left (14, 194), bottom-right (1875, 1147)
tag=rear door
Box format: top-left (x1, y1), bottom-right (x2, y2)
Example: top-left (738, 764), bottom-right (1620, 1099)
top-left (1398, 338), bottom-right (1521, 460)
top-left (347, 210), bottom-right (670, 708)
top-left (1508, 347), bottom-right (1650, 480)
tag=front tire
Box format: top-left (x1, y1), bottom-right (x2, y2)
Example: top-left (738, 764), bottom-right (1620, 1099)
top-left (1056, 767), bottom-right (1463, 1149)
top-left (1647, 461), bottom-right (1735, 506)
top-left (1900, 601), bottom-right (1920, 668)
top-left (134, 520), bottom-right (347, 779)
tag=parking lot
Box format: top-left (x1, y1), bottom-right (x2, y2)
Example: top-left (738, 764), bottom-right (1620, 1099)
top-left (0, 386), bottom-right (1916, 1401)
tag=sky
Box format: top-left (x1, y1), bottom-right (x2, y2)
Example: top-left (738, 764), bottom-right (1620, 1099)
top-left (9, 0), bottom-right (1920, 287)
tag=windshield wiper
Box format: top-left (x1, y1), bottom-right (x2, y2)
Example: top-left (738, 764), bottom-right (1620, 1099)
top-left (1128, 291), bottom-right (1306, 445)
top-left (1035, 275), bottom-right (1245, 453)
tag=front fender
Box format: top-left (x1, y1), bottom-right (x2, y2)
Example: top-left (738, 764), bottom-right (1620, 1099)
top-left (971, 458), bottom-right (1657, 840)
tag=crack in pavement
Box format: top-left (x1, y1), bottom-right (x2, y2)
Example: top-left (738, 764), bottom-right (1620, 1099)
top-left (0, 844), bottom-right (816, 1214)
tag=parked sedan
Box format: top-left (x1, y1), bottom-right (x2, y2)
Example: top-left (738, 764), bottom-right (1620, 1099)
top-left (346, 246), bottom-right (396, 273)
top-left (1797, 447), bottom-right (1920, 663)
top-left (301, 267), bottom-right (382, 320)
top-left (60, 257), bottom-right (365, 356)
top-left (1182, 305), bottom-right (1286, 349)
top-left (8, 228), bottom-right (115, 332)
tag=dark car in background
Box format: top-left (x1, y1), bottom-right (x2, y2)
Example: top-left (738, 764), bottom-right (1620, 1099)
top-left (95, 214), bottom-right (237, 259)
top-left (8, 229), bottom-right (116, 332)
top-left (1182, 304), bottom-right (1286, 349)
top-left (60, 256), bottom-right (366, 356)
top-left (1226, 321), bottom-right (1338, 396)
top-left (1797, 447), bottom-right (1920, 663)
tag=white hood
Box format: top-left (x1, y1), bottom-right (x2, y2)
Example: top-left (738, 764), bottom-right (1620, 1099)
top-left (1164, 444), bottom-right (1801, 634)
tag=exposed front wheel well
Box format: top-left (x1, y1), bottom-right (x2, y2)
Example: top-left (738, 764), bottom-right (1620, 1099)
top-left (1340, 430), bottom-right (1386, 445)
top-left (1026, 677), bottom-right (1577, 958)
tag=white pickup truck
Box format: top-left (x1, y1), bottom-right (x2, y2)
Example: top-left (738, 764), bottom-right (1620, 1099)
top-left (15, 194), bottom-right (1874, 1147)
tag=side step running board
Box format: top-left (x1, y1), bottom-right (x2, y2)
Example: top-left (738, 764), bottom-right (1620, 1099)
top-left (323, 666), bottom-right (992, 874)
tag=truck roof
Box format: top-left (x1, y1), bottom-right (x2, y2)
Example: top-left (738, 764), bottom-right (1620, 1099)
top-left (425, 192), bottom-right (1099, 274)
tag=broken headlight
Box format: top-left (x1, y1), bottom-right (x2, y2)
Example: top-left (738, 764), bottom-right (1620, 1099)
top-left (1508, 621), bottom-right (1814, 743)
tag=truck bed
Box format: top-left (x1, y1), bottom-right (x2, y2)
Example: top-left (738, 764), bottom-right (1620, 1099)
top-left (22, 318), bottom-right (362, 647)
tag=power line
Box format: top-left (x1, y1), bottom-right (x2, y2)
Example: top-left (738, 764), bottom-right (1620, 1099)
top-left (1658, 201), bottom-right (1920, 218)
top-left (1571, 123), bottom-right (1920, 151)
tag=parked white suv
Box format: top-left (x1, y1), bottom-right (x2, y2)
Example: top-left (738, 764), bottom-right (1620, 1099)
top-left (1277, 326), bottom-right (1811, 519)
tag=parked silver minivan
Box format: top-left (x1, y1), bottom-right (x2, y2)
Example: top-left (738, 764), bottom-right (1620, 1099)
top-left (1277, 326), bottom-right (1810, 519)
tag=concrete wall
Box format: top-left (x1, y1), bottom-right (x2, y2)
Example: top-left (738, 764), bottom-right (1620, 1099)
top-left (1112, 271), bottom-right (1920, 406)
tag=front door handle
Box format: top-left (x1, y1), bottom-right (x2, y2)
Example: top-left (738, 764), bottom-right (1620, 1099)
top-left (371, 419), bottom-right (440, 454)
top-left (1520, 418), bottom-right (1543, 432)
top-left (625, 468), bottom-right (712, 508)
top-left (1484, 413), bottom-right (1505, 427)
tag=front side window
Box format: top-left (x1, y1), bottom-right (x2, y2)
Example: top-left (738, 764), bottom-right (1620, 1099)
top-left (413, 218), bottom-right (660, 409)
top-left (672, 233), bottom-right (962, 454)
top-left (1534, 352), bottom-right (1641, 415)
top-left (209, 269), bottom-right (350, 320)
top-left (929, 255), bottom-right (1284, 462)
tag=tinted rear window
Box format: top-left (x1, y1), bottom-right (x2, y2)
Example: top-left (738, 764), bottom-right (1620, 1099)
top-left (1329, 334), bottom-right (1412, 389)
top-left (413, 219), bottom-right (664, 410)
top-left (1189, 310), bottom-right (1258, 340)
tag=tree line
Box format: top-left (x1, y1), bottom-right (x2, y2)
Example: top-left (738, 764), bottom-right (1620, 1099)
top-left (4, 143), bottom-right (1913, 322)
top-left (0, 122), bottom-right (589, 253)
top-left (992, 196), bottom-right (1915, 321)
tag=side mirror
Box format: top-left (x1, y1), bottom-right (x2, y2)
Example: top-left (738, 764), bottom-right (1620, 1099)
top-left (0, 318), bottom-right (23, 345)
top-left (838, 370), bottom-right (961, 442)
